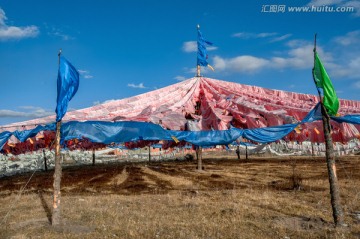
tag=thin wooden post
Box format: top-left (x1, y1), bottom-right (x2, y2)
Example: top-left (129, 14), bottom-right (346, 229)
top-left (197, 146), bottom-right (202, 171)
top-left (148, 146), bottom-right (151, 162)
top-left (311, 142), bottom-right (315, 158)
top-left (92, 147), bottom-right (95, 166)
top-left (245, 145), bottom-right (248, 160)
top-left (52, 120), bottom-right (62, 226)
top-left (43, 149), bottom-right (48, 172)
top-left (236, 145), bottom-right (240, 160)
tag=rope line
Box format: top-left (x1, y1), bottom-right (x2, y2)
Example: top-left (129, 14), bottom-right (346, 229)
top-left (0, 140), bottom-right (56, 226)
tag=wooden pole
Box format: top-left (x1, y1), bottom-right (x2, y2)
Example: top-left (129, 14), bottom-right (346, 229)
top-left (197, 146), bottom-right (202, 171)
top-left (43, 149), bottom-right (48, 172)
top-left (52, 49), bottom-right (62, 227)
top-left (245, 145), bottom-right (248, 160)
top-left (311, 142), bottom-right (315, 158)
top-left (92, 147), bottom-right (95, 166)
top-left (52, 120), bottom-right (62, 226)
top-left (148, 146), bottom-right (151, 162)
top-left (236, 145), bottom-right (240, 160)
top-left (313, 34), bottom-right (344, 227)
top-left (320, 104), bottom-right (344, 226)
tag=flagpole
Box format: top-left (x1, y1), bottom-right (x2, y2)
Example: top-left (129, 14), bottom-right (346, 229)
top-left (312, 35), bottom-right (344, 227)
top-left (196, 24), bottom-right (201, 77)
top-left (52, 49), bottom-right (62, 227)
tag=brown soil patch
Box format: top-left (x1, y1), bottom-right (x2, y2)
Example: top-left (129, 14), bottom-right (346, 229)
top-left (0, 155), bottom-right (359, 238)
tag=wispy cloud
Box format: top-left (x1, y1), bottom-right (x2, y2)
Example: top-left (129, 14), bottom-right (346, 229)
top-left (334, 30), bottom-right (360, 45)
top-left (0, 8), bottom-right (39, 41)
top-left (232, 32), bottom-right (277, 39)
top-left (78, 70), bottom-right (94, 79)
top-left (0, 106), bottom-right (52, 118)
top-left (127, 83), bottom-right (146, 88)
top-left (270, 34), bottom-right (292, 42)
top-left (182, 41), bottom-right (217, 52)
top-left (52, 31), bottom-right (74, 41)
top-left (288, 84), bottom-right (296, 89)
top-left (44, 23), bottom-right (75, 41)
top-left (174, 76), bottom-right (186, 81)
top-left (232, 32), bottom-right (292, 43)
top-left (93, 99), bottom-right (116, 105)
top-left (330, 56), bottom-right (360, 79)
top-left (353, 81), bottom-right (360, 89)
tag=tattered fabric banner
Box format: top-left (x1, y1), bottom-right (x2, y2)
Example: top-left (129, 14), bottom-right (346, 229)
top-left (55, 56), bottom-right (80, 122)
top-left (1, 102), bottom-right (360, 152)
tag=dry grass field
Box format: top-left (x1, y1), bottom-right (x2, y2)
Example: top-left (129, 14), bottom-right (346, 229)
top-left (0, 154), bottom-right (360, 238)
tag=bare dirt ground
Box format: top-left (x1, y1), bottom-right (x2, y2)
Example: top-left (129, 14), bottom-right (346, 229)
top-left (0, 154), bottom-right (360, 238)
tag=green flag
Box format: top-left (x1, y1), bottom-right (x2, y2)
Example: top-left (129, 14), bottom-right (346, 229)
top-left (313, 52), bottom-right (339, 116)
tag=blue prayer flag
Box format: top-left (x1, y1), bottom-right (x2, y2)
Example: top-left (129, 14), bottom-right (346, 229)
top-left (197, 27), bottom-right (214, 69)
top-left (55, 56), bottom-right (80, 122)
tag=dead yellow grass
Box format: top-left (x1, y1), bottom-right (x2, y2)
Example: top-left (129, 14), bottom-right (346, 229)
top-left (0, 155), bottom-right (359, 238)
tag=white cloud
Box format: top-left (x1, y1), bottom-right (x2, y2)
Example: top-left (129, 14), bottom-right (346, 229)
top-left (286, 39), bottom-right (309, 48)
top-left (174, 76), bottom-right (186, 81)
top-left (93, 99), bottom-right (116, 106)
top-left (0, 106), bottom-right (52, 118)
top-left (232, 32), bottom-right (277, 39)
top-left (0, 8), bottom-right (39, 40)
top-left (353, 81), bottom-right (360, 88)
top-left (43, 24), bottom-right (74, 41)
top-left (213, 56), bottom-right (227, 71)
top-left (343, 1), bottom-right (360, 17)
top-left (53, 31), bottom-right (73, 41)
top-left (93, 101), bottom-right (101, 106)
top-left (334, 30), bottom-right (360, 45)
top-left (187, 31), bottom-right (360, 82)
top-left (331, 56), bottom-right (360, 79)
top-left (280, 44), bottom-right (314, 68)
top-left (78, 69), bottom-right (93, 79)
top-left (212, 42), bottom-right (316, 73)
top-left (0, 8), bottom-right (6, 26)
top-left (182, 41), bottom-right (197, 52)
top-left (213, 55), bottom-right (270, 73)
top-left (127, 83), bottom-right (146, 88)
top-left (270, 34), bottom-right (292, 42)
top-left (233, 32), bottom-right (292, 43)
top-left (182, 41), bottom-right (217, 53)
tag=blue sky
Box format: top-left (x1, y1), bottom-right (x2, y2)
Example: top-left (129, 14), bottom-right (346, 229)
top-left (0, 0), bottom-right (360, 126)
